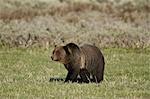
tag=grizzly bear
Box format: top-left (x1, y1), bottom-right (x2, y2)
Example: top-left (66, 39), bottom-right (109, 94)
top-left (51, 43), bottom-right (105, 83)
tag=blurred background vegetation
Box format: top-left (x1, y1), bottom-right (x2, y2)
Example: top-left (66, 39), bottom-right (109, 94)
top-left (0, 0), bottom-right (150, 48)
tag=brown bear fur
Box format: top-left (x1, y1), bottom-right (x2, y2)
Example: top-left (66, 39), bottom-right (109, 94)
top-left (51, 43), bottom-right (105, 83)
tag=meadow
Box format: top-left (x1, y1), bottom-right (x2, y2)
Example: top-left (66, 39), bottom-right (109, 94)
top-left (0, 47), bottom-right (150, 98)
top-left (0, 0), bottom-right (150, 98)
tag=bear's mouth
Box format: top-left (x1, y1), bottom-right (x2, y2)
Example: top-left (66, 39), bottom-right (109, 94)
top-left (51, 56), bottom-right (58, 61)
top-left (53, 58), bottom-right (59, 61)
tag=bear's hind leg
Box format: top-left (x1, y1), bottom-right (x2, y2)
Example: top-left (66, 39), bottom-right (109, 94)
top-left (95, 72), bottom-right (103, 83)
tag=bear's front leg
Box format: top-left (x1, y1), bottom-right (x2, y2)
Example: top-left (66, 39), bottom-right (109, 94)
top-left (64, 71), bottom-right (78, 83)
top-left (79, 69), bottom-right (90, 83)
top-left (64, 71), bottom-right (72, 82)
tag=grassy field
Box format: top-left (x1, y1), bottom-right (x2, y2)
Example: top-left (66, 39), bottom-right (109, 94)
top-left (0, 47), bottom-right (150, 98)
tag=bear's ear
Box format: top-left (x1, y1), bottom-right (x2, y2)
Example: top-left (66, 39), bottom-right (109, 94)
top-left (63, 46), bottom-right (72, 55)
top-left (64, 43), bottom-right (80, 55)
top-left (66, 43), bottom-right (79, 49)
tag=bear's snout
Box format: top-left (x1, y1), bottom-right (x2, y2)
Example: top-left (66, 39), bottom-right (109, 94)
top-left (51, 56), bottom-right (59, 61)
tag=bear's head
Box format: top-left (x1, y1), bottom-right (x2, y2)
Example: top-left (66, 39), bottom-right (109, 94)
top-left (51, 46), bottom-right (68, 64)
top-left (51, 43), bottom-right (80, 64)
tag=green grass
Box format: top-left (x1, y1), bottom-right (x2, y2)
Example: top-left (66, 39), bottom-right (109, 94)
top-left (0, 47), bottom-right (150, 99)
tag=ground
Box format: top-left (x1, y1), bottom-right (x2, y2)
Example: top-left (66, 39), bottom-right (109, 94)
top-left (0, 48), bottom-right (150, 98)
